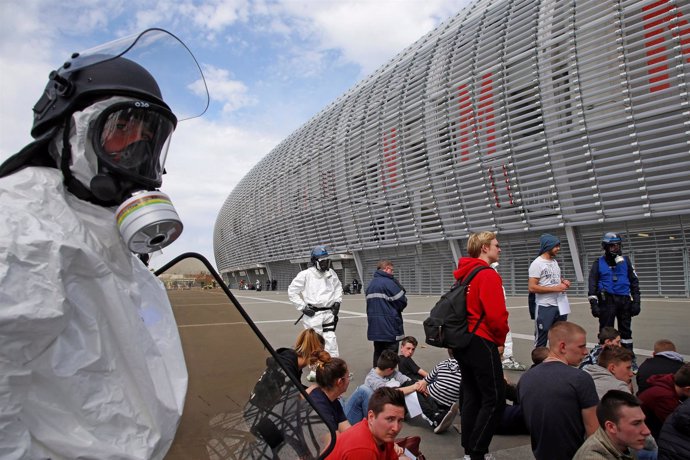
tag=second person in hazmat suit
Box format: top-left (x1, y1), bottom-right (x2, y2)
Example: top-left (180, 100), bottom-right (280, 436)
top-left (288, 246), bottom-right (343, 357)
top-left (0, 30), bottom-right (208, 460)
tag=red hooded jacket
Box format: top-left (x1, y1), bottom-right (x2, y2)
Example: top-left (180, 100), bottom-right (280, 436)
top-left (639, 373), bottom-right (679, 425)
top-left (453, 257), bottom-right (509, 347)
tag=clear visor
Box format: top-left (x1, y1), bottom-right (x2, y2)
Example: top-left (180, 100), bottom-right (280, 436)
top-left (93, 102), bottom-right (175, 186)
top-left (67, 28), bottom-right (208, 121)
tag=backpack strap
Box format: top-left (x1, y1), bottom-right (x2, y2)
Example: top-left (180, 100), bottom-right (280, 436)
top-left (457, 265), bottom-right (491, 334)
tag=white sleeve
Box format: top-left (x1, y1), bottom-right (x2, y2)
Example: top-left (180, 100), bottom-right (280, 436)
top-left (0, 357), bottom-right (31, 460)
top-left (528, 258), bottom-right (542, 279)
top-left (287, 270), bottom-right (307, 310)
top-left (0, 194), bottom-right (71, 459)
top-left (332, 271), bottom-right (343, 303)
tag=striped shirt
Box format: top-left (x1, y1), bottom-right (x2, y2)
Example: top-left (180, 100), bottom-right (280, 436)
top-left (424, 358), bottom-right (462, 408)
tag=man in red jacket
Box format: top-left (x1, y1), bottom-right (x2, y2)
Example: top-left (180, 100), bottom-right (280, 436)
top-left (452, 231), bottom-right (510, 460)
top-left (638, 363), bottom-right (690, 439)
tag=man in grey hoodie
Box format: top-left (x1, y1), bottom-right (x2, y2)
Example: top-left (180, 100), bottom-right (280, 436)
top-left (583, 346), bottom-right (635, 399)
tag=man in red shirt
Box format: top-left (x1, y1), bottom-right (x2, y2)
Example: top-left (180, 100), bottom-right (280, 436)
top-left (327, 387), bottom-right (409, 459)
top-left (452, 231), bottom-right (510, 460)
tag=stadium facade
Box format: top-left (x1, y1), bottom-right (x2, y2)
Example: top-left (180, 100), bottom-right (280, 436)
top-left (214, 0), bottom-right (690, 298)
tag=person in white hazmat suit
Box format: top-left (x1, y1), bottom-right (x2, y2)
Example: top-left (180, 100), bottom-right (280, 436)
top-left (288, 246), bottom-right (343, 357)
top-left (0, 30), bottom-right (208, 460)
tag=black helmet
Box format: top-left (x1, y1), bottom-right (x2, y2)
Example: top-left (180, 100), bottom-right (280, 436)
top-left (31, 55), bottom-right (168, 139)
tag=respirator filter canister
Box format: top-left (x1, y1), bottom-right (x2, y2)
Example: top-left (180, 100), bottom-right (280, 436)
top-left (116, 190), bottom-right (183, 254)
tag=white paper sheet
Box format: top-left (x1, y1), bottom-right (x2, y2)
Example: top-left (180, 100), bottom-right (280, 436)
top-left (404, 391), bottom-right (423, 418)
top-left (557, 292), bottom-right (571, 315)
top-left (403, 448), bottom-right (417, 460)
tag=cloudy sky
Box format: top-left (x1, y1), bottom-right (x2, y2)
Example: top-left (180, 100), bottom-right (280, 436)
top-left (0, 0), bottom-right (471, 270)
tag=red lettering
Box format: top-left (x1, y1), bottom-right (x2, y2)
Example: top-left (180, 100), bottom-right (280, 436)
top-left (456, 84), bottom-right (473, 160)
top-left (477, 73), bottom-right (497, 155)
top-left (382, 128), bottom-right (398, 188)
top-left (642, 0), bottom-right (690, 92)
top-left (455, 73), bottom-right (497, 160)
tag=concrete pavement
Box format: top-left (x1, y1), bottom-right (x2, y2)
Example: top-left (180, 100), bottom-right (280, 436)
top-left (168, 287), bottom-right (690, 459)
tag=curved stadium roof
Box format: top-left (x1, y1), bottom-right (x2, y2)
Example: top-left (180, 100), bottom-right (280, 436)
top-left (215, 0), bottom-right (690, 273)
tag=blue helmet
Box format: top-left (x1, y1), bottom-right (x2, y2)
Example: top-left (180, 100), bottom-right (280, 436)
top-left (602, 232), bottom-right (622, 250)
top-left (310, 245), bottom-right (331, 271)
top-left (311, 245), bottom-right (329, 260)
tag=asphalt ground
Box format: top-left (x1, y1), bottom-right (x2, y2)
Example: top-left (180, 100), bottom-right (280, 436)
top-left (165, 287), bottom-right (690, 459)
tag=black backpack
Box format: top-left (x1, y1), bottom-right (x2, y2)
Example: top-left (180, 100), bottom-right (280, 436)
top-left (423, 266), bottom-right (490, 349)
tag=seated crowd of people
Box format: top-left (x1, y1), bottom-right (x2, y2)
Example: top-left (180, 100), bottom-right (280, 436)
top-left (268, 325), bottom-right (688, 460)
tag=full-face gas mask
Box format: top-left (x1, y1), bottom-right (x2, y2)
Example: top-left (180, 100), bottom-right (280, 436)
top-left (57, 96), bottom-right (182, 254)
top-left (311, 245), bottom-right (333, 273)
top-left (16, 29), bottom-right (210, 254)
top-left (602, 232), bottom-right (624, 264)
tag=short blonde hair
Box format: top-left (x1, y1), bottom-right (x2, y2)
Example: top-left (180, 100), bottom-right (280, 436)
top-left (548, 321), bottom-right (586, 350)
top-left (467, 231), bottom-right (497, 258)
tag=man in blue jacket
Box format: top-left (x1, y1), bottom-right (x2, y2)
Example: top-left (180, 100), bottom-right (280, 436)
top-left (366, 260), bottom-right (408, 367)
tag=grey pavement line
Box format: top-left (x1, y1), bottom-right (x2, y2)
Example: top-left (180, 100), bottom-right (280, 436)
top-left (189, 293), bottom-right (690, 359)
top-left (176, 314), bottom-right (690, 360)
top-left (510, 332), bottom-right (690, 360)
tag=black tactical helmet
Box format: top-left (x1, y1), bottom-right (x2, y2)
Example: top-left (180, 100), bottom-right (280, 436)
top-left (31, 54), bottom-right (169, 139)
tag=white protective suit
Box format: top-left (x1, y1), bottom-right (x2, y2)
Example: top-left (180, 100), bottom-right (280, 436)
top-left (0, 167), bottom-right (187, 460)
top-left (288, 266), bottom-right (343, 357)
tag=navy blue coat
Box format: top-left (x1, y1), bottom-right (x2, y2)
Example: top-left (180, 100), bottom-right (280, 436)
top-left (366, 270), bottom-right (407, 342)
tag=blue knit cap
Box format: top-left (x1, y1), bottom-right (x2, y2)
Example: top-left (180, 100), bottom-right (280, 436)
top-left (538, 233), bottom-right (561, 255)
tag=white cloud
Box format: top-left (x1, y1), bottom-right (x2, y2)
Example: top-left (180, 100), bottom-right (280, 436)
top-left (0, 0), bottom-right (470, 271)
top-left (179, 0), bottom-right (250, 32)
top-left (274, 0), bottom-right (466, 74)
top-left (200, 65), bottom-right (256, 113)
top-left (152, 116), bottom-right (281, 267)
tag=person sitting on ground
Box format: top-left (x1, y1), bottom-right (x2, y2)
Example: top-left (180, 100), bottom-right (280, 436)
top-left (327, 387), bottom-right (409, 459)
top-left (657, 398), bottom-right (690, 460)
top-left (531, 346), bottom-right (549, 368)
top-left (273, 328), bottom-right (326, 386)
top-left (518, 322), bottom-right (599, 460)
top-left (573, 390), bottom-right (651, 460)
top-left (579, 326), bottom-right (621, 369)
top-left (639, 363), bottom-right (690, 439)
top-left (417, 349), bottom-right (462, 434)
top-left (306, 351), bottom-right (352, 441)
top-left (583, 346), bottom-right (635, 398)
top-left (344, 351), bottom-right (425, 427)
top-left (637, 339), bottom-right (685, 394)
top-left (398, 336), bottom-right (429, 381)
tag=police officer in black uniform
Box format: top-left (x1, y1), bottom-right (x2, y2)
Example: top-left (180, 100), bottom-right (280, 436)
top-left (588, 232), bottom-right (641, 370)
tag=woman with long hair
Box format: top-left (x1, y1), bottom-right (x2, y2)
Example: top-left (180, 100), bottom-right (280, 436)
top-left (274, 328), bottom-right (325, 385)
top-left (306, 350), bottom-right (352, 436)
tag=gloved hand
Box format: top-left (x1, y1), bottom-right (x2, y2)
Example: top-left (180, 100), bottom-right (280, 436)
top-left (331, 302), bottom-right (341, 316)
top-left (631, 300), bottom-right (641, 317)
top-left (302, 305), bottom-right (316, 317)
top-left (589, 297), bottom-right (600, 318)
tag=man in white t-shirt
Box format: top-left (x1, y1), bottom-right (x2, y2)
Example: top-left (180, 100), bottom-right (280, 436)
top-left (528, 234), bottom-right (571, 347)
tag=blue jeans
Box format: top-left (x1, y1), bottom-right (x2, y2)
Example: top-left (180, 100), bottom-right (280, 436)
top-left (344, 385), bottom-right (373, 425)
top-left (534, 304), bottom-right (567, 347)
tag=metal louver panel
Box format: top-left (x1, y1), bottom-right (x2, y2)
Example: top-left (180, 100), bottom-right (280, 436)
top-left (214, 0), bottom-right (690, 298)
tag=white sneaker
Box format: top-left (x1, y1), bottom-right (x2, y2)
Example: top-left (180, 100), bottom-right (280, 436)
top-left (307, 369), bottom-right (316, 382)
top-left (434, 402), bottom-right (459, 434)
top-left (502, 357), bottom-right (527, 371)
